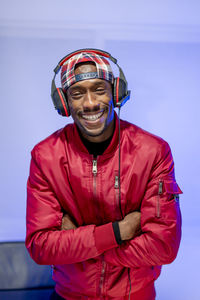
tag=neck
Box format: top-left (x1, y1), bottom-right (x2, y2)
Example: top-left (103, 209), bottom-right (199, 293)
top-left (79, 128), bottom-right (114, 156)
top-left (80, 119), bottom-right (115, 143)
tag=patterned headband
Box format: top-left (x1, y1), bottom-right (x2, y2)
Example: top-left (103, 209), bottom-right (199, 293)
top-left (61, 52), bottom-right (114, 91)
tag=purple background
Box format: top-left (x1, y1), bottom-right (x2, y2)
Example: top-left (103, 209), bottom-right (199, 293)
top-left (0, 1), bottom-right (200, 299)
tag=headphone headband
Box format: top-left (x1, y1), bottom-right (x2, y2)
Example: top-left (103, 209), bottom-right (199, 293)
top-left (54, 48), bottom-right (117, 74)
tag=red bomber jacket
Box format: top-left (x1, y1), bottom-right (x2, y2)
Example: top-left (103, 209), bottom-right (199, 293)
top-left (26, 115), bottom-right (182, 299)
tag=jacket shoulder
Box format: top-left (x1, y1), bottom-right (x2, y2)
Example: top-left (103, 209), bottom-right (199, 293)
top-left (31, 124), bottom-right (73, 161)
top-left (120, 119), bottom-right (170, 153)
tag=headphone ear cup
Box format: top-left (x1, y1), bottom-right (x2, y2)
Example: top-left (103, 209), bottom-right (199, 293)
top-left (113, 77), bottom-right (128, 107)
top-left (52, 88), bottom-right (70, 117)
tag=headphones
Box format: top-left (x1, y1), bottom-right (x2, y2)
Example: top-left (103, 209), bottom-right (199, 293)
top-left (51, 48), bottom-right (131, 117)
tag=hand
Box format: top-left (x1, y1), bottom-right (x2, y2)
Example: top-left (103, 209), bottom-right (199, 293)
top-left (61, 214), bottom-right (77, 230)
top-left (118, 211), bottom-right (141, 241)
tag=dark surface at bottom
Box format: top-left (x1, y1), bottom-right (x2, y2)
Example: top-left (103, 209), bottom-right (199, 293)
top-left (0, 288), bottom-right (54, 300)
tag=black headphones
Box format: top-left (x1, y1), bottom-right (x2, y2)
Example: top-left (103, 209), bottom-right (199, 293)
top-left (51, 48), bottom-right (131, 117)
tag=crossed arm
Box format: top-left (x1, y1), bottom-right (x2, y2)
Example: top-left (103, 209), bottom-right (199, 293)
top-left (26, 153), bottom-right (142, 266)
top-left (26, 142), bottom-right (181, 268)
top-left (61, 211), bottom-right (141, 242)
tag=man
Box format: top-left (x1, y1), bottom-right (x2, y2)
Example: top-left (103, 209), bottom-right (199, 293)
top-left (26, 49), bottom-right (182, 300)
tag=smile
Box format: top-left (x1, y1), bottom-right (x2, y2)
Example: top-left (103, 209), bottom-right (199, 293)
top-left (81, 111), bottom-right (104, 121)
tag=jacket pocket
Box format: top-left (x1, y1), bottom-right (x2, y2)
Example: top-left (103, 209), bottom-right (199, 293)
top-left (156, 179), bottom-right (182, 218)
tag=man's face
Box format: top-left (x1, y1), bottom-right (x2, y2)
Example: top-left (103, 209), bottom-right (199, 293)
top-left (67, 62), bottom-right (115, 142)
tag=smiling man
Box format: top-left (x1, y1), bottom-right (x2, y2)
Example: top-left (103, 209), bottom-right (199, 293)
top-left (67, 61), bottom-right (115, 142)
top-left (26, 50), bottom-right (182, 300)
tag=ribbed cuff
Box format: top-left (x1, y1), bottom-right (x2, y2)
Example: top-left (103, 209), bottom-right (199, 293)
top-left (94, 222), bottom-right (118, 253)
top-left (112, 221), bottom-right (123, 245)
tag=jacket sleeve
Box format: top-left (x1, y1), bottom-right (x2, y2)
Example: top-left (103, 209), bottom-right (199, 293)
top-left (25, 149), bottom-right (117, 265)
top-left (103, 141), bottom-right (182, 268)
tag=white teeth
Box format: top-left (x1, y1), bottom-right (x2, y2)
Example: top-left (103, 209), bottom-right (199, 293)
top-left (82, 111), bottom-right (103, 121)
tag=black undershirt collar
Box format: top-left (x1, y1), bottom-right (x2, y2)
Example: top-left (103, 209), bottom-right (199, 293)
top-left (78, 130), bottom-right (113, 157)
top-left (76, 114), bottom-right (117, 156)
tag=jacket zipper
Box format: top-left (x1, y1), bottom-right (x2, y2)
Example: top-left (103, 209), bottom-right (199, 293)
top-left (92, 158), bottom-right (98, 212)
top-left (92, 159), bottom-right (97, 175)
top-left (114, 174), bottom-right (122, 220)
top-left (156, 180), bottom-right (163, 218)
top-left (92, 158), bottom-right (106, 297)
top-left (98, 258), bottom-right (106, 298)
top-left (92, 158), bottom-right (100, 221)
top-left (93, 157), bottom-right (101, 223)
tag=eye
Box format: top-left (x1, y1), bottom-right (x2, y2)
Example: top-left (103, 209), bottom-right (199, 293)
top-left (70, 90), bottom-right (83, 99)
top-left (95, 86), bottom-right (106, 94)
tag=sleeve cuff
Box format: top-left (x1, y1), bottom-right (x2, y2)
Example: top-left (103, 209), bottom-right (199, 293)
top-left (112, 221), bottom-right (123, 245)
top-left (94, 222), bottom-right (118, 253)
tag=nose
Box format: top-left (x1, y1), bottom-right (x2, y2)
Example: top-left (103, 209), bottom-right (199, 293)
top-left (83, 91), bottom-right (100, 111)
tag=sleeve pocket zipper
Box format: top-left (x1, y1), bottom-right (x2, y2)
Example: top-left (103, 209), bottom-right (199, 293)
top-left (156, 179), bottom-right (182, 218)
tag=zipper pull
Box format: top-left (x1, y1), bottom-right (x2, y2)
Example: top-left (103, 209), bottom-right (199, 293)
top-left (92, 160), bottom-right (97, 174)
top-left (158, 180), bottom-right (163, 195)
top-left (114, 175), bottom-right (119, 189)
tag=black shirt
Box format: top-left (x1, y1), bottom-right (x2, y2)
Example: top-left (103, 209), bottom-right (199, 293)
top-left (79, 132), bottom-right (113, 157)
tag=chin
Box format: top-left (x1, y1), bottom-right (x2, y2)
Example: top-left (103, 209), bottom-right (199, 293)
top-left (83, 127), bottom-right (105, 138)
top-left (76, 116), bottom-right (114, 140)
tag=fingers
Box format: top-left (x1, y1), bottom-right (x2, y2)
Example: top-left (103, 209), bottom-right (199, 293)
top-left (119, 211), bottom-right (141, 241)
top-left (61, 214), bottom-right (77, 230)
